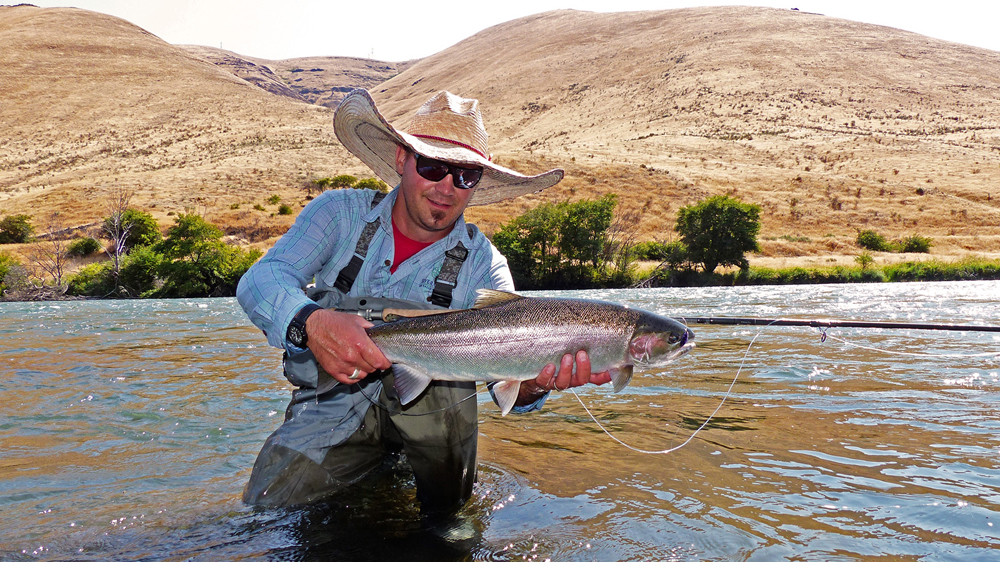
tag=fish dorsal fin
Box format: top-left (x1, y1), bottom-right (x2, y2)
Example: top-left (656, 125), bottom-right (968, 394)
top-left (473, 289), bottom-right (523, 309)
top-left (382, 308), bottom-right (459, 321)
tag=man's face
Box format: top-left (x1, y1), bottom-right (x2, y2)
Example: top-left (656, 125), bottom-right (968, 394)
top-left (392, 146), bottom-right (478, 243)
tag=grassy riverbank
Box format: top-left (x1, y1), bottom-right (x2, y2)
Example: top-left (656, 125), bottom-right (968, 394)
top-left (639, 256), bottom-right (1000, 288)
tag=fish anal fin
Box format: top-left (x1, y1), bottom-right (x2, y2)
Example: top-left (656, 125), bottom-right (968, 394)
top-left (392, 364), bottom-right (434, 405)
top-left (609, 364), bottom-right (634, 393)
top-left (493, 380), bottom-right (522, 416)
top-left (473, 289), bottom-right (523, 309)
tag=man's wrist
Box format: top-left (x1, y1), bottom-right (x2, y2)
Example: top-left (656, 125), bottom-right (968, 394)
top-left (516, 380), bottom-right (549, 405)
top-left (286, 303), bottom-right (323, 349)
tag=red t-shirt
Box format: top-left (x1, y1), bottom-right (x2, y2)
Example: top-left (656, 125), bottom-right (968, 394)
top-left (391, 219), bottom-right (432, 273)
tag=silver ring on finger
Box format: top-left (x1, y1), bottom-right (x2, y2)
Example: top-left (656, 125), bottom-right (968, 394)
top-left (349, 368), bottom-right (361, 380)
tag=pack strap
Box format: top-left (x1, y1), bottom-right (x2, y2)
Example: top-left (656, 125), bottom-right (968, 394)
top-left (333, 192), bottom-right (473, 308)
top-left (428, 225), bottom-right (474, 307)
top-left (332, 192), bottom-right (386, 294)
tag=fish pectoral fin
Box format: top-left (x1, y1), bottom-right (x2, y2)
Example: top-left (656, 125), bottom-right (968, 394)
top-left (609, 364), bottom-right (634, 393)
top-left (392, 364), bottom-right (435, 405)
top-left (473, 289), bottom-right (523, 309)
top-left (492, 380), bottom-right (522, 416)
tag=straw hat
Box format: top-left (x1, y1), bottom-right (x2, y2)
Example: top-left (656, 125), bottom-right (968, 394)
top-left (333, 89), bottom-right (563, 206)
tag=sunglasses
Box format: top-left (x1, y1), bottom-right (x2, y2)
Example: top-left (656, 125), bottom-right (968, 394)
top-left (414, 154), bottom-right (484, 189)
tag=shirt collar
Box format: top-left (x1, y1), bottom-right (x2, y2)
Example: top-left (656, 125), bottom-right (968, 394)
top-left (365, 188), bottom-right (472, 248)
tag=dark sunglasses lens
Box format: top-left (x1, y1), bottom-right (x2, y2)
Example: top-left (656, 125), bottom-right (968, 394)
top-left (415, 154), bottom-right (482, 189)
top-left (416, 157), bottom-right (449, 182)
top-left (455, 167), bottom-right (482, 189)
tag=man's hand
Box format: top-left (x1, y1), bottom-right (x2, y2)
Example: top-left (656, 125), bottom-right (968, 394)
top-left (305, 309), bottom-right (391, 385)
top-left (516, 350), bottom-right (612, 406)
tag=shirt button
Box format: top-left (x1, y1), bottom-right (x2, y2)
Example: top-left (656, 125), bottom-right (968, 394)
top-left (384, 259), bottom-right (391, 267)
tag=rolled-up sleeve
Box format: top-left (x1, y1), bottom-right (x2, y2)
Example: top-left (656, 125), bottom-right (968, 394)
top-left (236, 191), bottom-right (347, 350)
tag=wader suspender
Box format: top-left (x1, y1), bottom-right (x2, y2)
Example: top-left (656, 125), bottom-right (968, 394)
top-left (330, 191), bottom-right (471, 308)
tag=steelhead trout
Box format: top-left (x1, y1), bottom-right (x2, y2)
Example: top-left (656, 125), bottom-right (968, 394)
top-left (366, 289), bottom-right (695, 415)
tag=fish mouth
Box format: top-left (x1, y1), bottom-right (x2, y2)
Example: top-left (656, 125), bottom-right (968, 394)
top-left (633, 340), bottom-right (695, 370)
top-left (668, 339), bottom-right (696, 361)
top-left (629, 328), bottom-right (696, 367)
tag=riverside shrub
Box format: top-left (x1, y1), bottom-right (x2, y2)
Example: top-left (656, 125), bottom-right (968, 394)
top-left (0, 214), bottom-right (34, 244)
top-left (675, 195), bottom-right (761, 273)
top-left (492, 195), bottom-right (617, 289)
top-left (67, 237), bottom-right (103, 257)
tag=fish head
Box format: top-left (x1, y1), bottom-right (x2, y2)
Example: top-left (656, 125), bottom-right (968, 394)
top-left (628, 313), bottom-right (695, 367)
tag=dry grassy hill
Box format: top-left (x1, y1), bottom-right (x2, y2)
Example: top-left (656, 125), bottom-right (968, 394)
top-left (0, 5), bottom-right (369, 242)
top-left (3, 5), bottom-right (1000, 270)
top-left (178, 46), bottom-right (418, 108)
top-left (371, 8), bottom-right (1000, 265)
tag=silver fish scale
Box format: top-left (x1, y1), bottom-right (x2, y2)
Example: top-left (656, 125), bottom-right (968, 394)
top-left (369, 297), bottom-right (643, 382)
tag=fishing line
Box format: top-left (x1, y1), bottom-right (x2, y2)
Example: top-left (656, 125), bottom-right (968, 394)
top-left (569, 320), bottom-right (777, 454)
top-left (822, 332), bottom-right (1000, 359)
top-left (572, 318), bottom-right (998, 454)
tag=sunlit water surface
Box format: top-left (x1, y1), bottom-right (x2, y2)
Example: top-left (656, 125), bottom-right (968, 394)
top-left (1, 281), bottom-right (999, 561)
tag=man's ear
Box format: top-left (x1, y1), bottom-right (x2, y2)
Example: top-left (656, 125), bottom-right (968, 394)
top-left (395, 145), bottom-right (408, 175)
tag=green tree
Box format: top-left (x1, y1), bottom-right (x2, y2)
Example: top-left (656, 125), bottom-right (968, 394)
top-left (0, 252), bottom-right (22, 294)
top-left (103, 208), bottom-right (161, 251)
top-left (0, 214), bottom-right (34, 244)
top-left (675, 195), bottom-right (761, 274)
top-left (559, 194), bottom-right (617, 270)
top-left (154, 213), bottom-right (225, 260)
top-left (118, 245), bottom-right (166, 297)
top-left (492, 195), bottom-right (618, 288)
top-left (493, 203), bottom-right (562, 287)
top-left (66, 261), bottom-right (115, 297)
top-left (153, 214), bottom-right (261, 297)
top-left (855, 251), bottom-right (875, 270)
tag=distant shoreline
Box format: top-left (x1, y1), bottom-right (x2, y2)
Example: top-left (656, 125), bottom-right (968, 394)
top-left (4, 255), bottom-right (1000, 303)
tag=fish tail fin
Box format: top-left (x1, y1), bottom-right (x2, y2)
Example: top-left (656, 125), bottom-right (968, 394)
top-left (609, 365), bottom-right (634, 393)
top-left (392, 364), bottom-right (434, 405)
top-left (492, 380), bottom-right (522, 416)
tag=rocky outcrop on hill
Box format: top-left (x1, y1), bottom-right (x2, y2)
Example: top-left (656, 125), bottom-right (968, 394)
top-left (179, 46), bottom-right (308, 103)
top-left (180, 47), bottom-right (418, 108)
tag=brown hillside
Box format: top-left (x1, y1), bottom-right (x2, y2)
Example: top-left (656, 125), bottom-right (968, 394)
top-left (373, 7), bottom-right (1000, 264)
top-left (2, 5), bottom-right (999, 270)
top-left (0, 5), bottom-right (368, 240)
top-left (179, 46), bottom-right (418, 108)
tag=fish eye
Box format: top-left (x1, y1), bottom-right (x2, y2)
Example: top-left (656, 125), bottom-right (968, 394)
top-left (667, 332), bottom-right (680, 344)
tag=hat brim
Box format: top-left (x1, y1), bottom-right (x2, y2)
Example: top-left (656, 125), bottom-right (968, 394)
top-left (333, 89), bottom-right (563, 206)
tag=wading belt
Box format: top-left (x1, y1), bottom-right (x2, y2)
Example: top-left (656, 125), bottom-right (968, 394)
top-left (330, 191), bottom-right (472, 308)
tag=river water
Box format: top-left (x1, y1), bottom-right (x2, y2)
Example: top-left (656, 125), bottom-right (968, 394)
top-left (1, 281), bottom-right (998, 561)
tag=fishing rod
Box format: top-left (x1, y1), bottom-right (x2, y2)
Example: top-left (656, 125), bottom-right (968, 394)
top-left (677, 317), bottom-right (1000, 333)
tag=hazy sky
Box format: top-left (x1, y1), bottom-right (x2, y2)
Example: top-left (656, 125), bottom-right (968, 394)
top-left (29, 0), bottom-right (1000, 61)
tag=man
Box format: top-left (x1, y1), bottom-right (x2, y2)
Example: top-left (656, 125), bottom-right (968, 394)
top-left (236, 88), bottom-right (610, 514)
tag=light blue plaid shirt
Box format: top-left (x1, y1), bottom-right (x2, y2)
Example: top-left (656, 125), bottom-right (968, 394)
top-left (237, 187), bottom-right (514, 351)
top-left (237, 187), bottom-right (550, 423)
